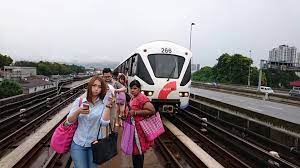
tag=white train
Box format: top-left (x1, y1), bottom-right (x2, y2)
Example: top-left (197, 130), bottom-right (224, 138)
top-left (115, 41), bottom-right (192, 113)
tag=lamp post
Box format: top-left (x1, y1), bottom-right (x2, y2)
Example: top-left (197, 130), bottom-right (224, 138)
top-left (248, 50), bottom-right (252, 87)
top-left (189, 23), bottom-right (195, 50)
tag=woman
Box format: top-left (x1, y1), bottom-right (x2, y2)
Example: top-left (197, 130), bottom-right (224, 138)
top-left (116, 73), bottom-right (127, 126)
top-left (67, 76), bottom-right (112, 168)
top-left (128, 80), bottom-right (156, 168)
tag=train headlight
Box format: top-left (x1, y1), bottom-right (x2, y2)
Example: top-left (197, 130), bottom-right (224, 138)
top-left (147, 91), bottom-right (153, 96)
top-left (141, 90), bottom-right (153, 96)
top-left (179, 92), bottom-right (189, 97)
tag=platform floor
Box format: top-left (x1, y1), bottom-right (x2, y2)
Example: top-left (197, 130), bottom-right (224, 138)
top-left (96, 126), bottom-right (166, 168)
top-left (62, 78), bottom-right (90, 89)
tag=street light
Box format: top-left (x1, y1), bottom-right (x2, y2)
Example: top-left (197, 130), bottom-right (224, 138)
top-left (189, 23), bottom-right (195, 50)
top-left (248, 50), bottom-right (252, 87)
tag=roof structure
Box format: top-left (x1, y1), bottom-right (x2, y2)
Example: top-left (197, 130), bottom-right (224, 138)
top-left (289, 80), bottom-right (300, 87)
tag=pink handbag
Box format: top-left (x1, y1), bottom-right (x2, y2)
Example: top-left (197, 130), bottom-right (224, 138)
top-left (50, 97), bottom-right (82, 153)
top-left (116, 92), bottom-right (126, 104)
top-left (139, 112), bottom-right (165, 141)
top-left (121, 119), bottom-right (134, 155)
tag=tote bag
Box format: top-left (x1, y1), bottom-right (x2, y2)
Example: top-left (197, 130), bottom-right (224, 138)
top-left (50, 97), bottom-right (82, 153)
top-left (139, 112), bottom-right (165, 141)
top-left (116, 92), bottom-right (126, 104)
top-left (91, 123), bottom-right (118, 165)
top-left (121, 119), bottom-right (134, 155)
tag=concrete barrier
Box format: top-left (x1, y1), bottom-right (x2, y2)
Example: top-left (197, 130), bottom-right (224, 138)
top-left (191, 82), bottom-right (300, 106)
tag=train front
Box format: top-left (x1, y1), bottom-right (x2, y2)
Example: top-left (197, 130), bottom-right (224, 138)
top-left (136, 41), bottom-right (192, 113)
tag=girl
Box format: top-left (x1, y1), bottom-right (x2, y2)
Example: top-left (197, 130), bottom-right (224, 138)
top-left (116, 73), bottom-right (127, 126)
top-left (67, 76), bottom-right (113, 168)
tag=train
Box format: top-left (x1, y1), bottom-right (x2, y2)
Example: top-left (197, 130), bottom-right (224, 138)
top-left (114, 41), bottom-right (192, 113)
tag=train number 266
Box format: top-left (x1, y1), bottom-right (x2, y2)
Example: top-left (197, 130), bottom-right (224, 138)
top-left (161, 48), bottom-right (172, 54)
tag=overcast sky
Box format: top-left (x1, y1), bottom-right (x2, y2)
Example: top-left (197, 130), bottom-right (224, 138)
top-left (1, 0), bottom-right (299, 67)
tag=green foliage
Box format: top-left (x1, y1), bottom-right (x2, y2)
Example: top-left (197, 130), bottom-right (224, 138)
top-left (214, 53), bottom-right (252, 84)
top-left (192, 66), bottom-right (214, 82)
top-left (0, 80), bottom-right (23, 99)
top-left (0, 53), bottom-right (13, 69)
top-left (264, 69), bottom-right (299, 88)
top-left (14, 61), bottom-right (37, 67)
top-left (193, 53), bottom-right (253, 84)
top-left (192, 53), bottom-right (300, 88)
top-left (250, 67), bottom-right (259, 86)
top-left (13, 60), bottom-right (85, 76)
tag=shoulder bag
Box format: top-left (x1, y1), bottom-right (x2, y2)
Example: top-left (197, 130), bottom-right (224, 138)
top-left (50, 97), bottom-right (82, 153)
top-left (91, 123), bottom-right (118, 164)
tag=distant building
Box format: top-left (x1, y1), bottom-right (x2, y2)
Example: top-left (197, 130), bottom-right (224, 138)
top-left (196, 64), bottom-right (201, 71)
top-left (269, 45), bottom-right (297, 66)
top-left (20, 76), bottom-right (55, 94)
top-left (95, 68), bottom-right (102, 75)
top-left (298, 53), bottom-right (300, 66)
top-left (191, 64), bottom-right (196, 72)
top-left (24, 75), bottom-right (50, 81)
top-left (3, 66), bottom-right (36, 81)
top-left (0, 70), bottom-right (4, 82)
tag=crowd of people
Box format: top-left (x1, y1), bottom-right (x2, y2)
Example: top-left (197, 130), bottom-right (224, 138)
top-left (66, 68), bottom-right (157, 168)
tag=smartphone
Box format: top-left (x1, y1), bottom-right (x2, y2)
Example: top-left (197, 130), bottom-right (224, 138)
top-left (83, 103), bottom-right (89, 110)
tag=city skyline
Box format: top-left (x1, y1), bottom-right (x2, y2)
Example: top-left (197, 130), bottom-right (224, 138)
top-left (269, 45), bottom-right (299, 66)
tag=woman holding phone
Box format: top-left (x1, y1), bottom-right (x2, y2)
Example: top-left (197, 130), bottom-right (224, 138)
top-left (66, 76), bottom-right (113, 168)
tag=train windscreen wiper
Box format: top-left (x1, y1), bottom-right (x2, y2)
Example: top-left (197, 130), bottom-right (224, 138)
top-left (167, 65), bottom-right (176, 81)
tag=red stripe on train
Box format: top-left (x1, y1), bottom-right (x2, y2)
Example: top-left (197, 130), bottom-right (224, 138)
top-left (158, 81), bottom-right (176, 99)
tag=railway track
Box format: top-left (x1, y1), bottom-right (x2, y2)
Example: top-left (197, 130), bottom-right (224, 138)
top-left (156, 121), bottom-right (208, 168)
top-left (176, 107), bottom-right (299, 168)
top-left (187, 103), bottom-right (300, 166)
top-left (0, 88), bottom-right (58, 117)
top-left (0, 84), bottom-right (86, 158)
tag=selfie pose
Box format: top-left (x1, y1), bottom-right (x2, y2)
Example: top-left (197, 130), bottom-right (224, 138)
top-left (67, 76), bottom-right (112, 168)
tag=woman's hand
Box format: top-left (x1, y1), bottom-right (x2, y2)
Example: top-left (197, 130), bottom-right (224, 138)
top-left (106, 96), bottom-right (113, 108)
top-left (77, 107), bottom-right (90, 114)
top-left (128, 110), bottom-right (136, 116)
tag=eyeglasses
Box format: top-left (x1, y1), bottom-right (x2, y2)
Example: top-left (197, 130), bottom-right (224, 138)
top-left (103, 76), bottom-right (112, 78)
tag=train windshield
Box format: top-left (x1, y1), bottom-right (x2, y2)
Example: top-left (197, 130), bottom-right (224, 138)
top-left (148, 54), bottom-right (185, 79)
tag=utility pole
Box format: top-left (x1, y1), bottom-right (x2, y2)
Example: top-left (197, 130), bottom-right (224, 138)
top-left (189, 23), bottom-right (195, 50)
top-left (258, 60), bottom-right (263, 90)
top-left (247, 50), bottom-right (252, 87)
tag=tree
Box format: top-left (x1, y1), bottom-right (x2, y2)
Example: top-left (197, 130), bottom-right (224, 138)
top-left (192, 66), bottom-right (214, 82)
top-left (0, 80), bottom-right (23, 99)
top-left (14, 61), bottom-right (37, 67)
top-left (264, 69), bottom-right (299, 88)
top-left (0, 53), bottom-right (13, 69)
top-left (213, 53), bottom-right (252, 84)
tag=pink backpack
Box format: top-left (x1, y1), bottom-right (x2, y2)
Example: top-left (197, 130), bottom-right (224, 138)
top-left (50, 97), bottom-right (82, 153)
